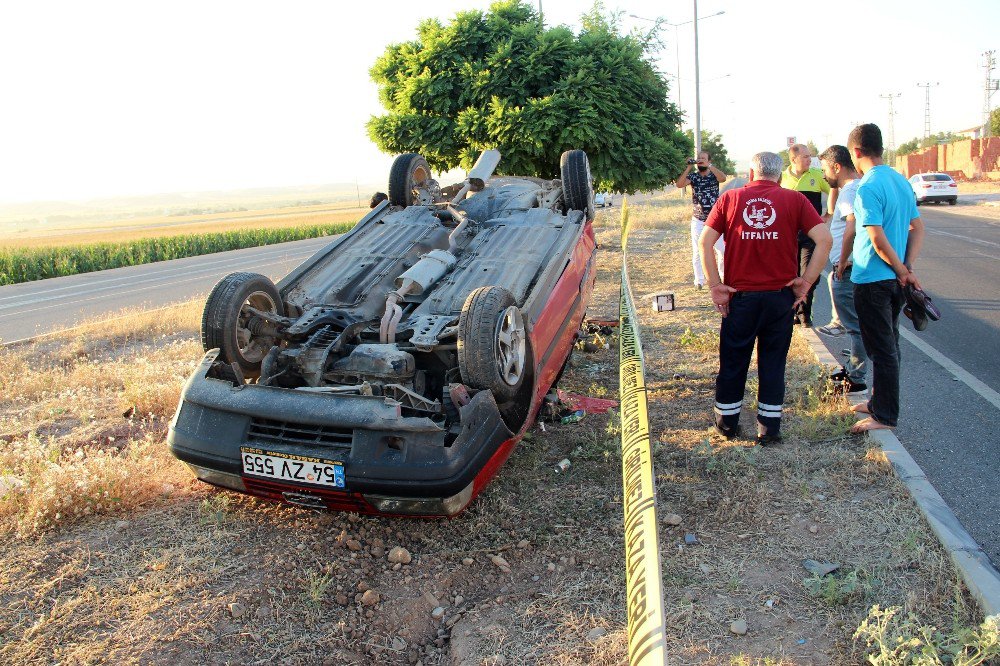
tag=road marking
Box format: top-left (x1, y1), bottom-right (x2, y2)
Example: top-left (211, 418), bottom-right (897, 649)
top-left (2, 254), bottom-right (307, 319)
top-left (968, 248), bottom-right (1000, 261)
top-left (898, 327), bottom-right (1000, 411)
top-left (926, 227), bottom-right (1000, 249)
top-left (819, 269), bottom-right (1000, 411)
top-left (0, 246), bottom-right (318, 311)
top-left (0, 303), bottom-right (195, 346)
top-left (0, 237), bottom-right (332, 305)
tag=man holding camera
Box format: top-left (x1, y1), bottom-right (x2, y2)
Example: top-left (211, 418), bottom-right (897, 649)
top-left (676, 151), bottom-right (728, 289)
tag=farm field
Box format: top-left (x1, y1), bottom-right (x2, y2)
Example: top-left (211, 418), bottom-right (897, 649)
top-left (0, 196), bottom-right (994, 664)
top-left (0, 202), bottom-right (367, 250)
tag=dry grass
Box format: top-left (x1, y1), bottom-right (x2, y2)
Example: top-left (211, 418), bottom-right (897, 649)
top-left (955, 181), bottom-right (1000, 195)
top-left (0, 302), bottom-right (202, 536)
top-left (0, 201), bottom-right (987, 665)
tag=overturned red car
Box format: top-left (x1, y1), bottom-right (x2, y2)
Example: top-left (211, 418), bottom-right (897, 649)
top-left (167, 149), bottom-right (598, 516)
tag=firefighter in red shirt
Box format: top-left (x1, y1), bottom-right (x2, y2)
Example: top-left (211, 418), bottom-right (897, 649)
top-left (699, 151), bottom-right (832, 445)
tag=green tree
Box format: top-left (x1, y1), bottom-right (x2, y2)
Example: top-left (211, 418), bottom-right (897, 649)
top-left (366, 0), bottom-right (688, 193)
top-left (897, 131), bottom-right (963, 155)
top-left (897, 138), bottom-right (920, 155)
top-left (989, 108), bottom-right (1000, 137)
top-left (684, 129), bottom-right (735, 174)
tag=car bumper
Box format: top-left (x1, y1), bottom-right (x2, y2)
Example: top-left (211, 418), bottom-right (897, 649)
top-left (167, 351), bottom-right (513, 516)
top-left (916, 194), bottom-right (956, 203)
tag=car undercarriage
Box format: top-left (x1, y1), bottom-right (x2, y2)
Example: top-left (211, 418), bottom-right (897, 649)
top-left (168, 149), bottom-right (598, 516)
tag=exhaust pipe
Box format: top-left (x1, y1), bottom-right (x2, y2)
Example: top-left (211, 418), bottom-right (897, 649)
top-left (451, 149), bottom-right (502, 204)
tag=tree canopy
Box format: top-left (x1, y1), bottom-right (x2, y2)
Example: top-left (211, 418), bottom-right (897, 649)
top-left (366, 0), bottom-right (688, 193)
top-left (685, 129), bottom-right (734, 174)
top-left (989, 108), bottom-right (1000, 137)
top-left (897, 132), bottom-right (963, 156)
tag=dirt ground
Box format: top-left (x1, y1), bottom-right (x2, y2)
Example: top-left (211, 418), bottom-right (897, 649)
top-left (0, 196), bottom-right (986, 665)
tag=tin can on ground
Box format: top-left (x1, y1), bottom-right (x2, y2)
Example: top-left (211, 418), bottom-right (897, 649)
top-left (560, 409), bottom-right (586, 424)
top-left (652, 291), bottom-right (675, 312)
top-left (554, 458), bottom-right (572, 473)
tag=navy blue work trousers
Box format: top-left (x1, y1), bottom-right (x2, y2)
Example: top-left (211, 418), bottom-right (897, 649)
top-left (714, 288), bottom-right (796, 436)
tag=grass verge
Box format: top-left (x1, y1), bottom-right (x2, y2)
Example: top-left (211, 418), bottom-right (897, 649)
top-left (0, 197), bottom-right (992, 665)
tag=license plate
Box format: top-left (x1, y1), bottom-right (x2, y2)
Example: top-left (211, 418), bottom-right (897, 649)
top-left (240, 447), bottom-right (345, 488)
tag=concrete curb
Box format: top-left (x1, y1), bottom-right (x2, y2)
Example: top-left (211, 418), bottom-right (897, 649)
top-left (799, 326), bottom-right (1000, 620)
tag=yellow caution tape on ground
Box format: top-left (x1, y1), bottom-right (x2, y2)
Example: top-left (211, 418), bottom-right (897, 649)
top-left (618, 200), bottom-right (668, 665)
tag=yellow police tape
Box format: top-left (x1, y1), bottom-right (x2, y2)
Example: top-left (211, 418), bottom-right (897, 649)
top-left (619, 200), bottom-right (668, 665)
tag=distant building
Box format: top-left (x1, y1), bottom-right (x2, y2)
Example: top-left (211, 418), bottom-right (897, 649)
top-left (956, 125), bottom-right (985, 140)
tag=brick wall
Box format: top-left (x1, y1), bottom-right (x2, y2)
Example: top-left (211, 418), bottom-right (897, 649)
top-left (896, 138), bottom-right (1000, 179)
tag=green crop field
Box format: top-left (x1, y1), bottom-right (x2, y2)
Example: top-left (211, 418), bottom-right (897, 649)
top-left (0, 222), bottom-right (356, 286)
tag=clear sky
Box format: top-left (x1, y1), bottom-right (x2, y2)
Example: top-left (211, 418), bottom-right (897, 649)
top-left (1, 0), bottom-right (997, 203)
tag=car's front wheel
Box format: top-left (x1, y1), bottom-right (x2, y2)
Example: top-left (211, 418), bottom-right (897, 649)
top-left (457, 286), bottom-right (527, 402)
top-left (202, 272), bottom-right (284, 379)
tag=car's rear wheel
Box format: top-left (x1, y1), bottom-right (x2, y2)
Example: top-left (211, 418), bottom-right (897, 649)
top-left (949, 198), bottom-right (957, 205)
top-left (458, 286), bottom-right (527, 402)
top-left (389, 153), bottom-right (433, 207)
top-left (202, 272), bottom-right (284, 379)
top-left (560, 149), bottom-right (595, 222)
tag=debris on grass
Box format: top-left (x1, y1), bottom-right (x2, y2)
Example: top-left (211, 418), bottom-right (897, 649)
top-left (0, 198), bottom-right (988, 665)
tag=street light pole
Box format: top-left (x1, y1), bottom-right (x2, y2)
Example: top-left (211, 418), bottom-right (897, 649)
top-left (693, 0), bottom-right (701, 157)
top-left (628, 9), bottom-right (724, 149)
top-left (674, 23), bottom-right (682, 112)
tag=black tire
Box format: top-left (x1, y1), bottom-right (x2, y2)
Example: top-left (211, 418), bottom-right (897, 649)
top-left (202, 272), bottom-right (283, 379)
top-left (560, 149), bottom-right (595, 222)
top-left (457, 286), bottom-right (527, 402)
top-left (949, 198), bottom-right (957, 205)
top-left (389, 153), bottom-right (433, 207)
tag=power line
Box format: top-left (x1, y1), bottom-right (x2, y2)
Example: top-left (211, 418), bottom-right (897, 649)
top-left (916, 82), bottom-right (939, 138)
top-left (879, 92), bottom-right (902, 150)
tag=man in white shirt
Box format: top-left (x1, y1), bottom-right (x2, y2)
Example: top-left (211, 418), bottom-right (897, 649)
top-left (818, 145), bottom-right (867, 394)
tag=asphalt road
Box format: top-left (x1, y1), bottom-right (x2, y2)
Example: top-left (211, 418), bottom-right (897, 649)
top-left (0, 235), bottom-right (337, 344)
top-left (810, 203), bottom-right (1000, 566)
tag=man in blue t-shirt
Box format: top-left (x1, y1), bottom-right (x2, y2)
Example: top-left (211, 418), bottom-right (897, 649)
top-left (847, 124), bottom-right (925, 433)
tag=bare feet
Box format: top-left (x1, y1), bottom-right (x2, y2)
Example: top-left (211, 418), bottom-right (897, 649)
top-left (850, 417), bottom-right (894, 434)
top-left (851, 402), bottom-right (870, 415)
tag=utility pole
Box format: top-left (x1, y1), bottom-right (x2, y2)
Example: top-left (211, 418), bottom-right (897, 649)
top-left (916, 82), bottom-right (939, 138)
top-left (628, 10), bottom-right (723, 138)
top-left (984, 50), bottom-right (998, 137)
top-left (879, 92), bottom-right (901, 150)
top-left (693, 0), bottom-right (701, 156)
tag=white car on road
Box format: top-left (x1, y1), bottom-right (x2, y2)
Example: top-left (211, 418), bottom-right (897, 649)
top-left (909, 172), bottom-right (958, 206)
top-left (594, 192), bottom-right (614, 207)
